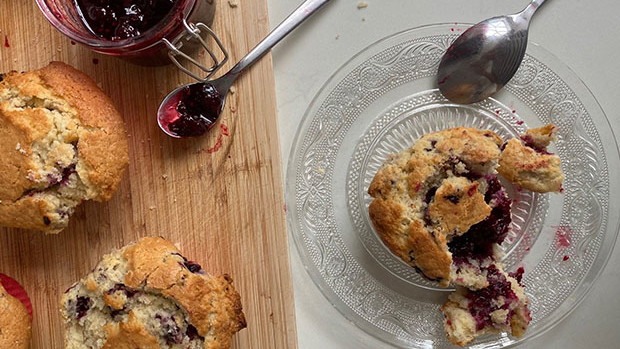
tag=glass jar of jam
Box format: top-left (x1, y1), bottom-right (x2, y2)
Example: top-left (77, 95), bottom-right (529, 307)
top-left (35, 0), bottom-right (226, 68)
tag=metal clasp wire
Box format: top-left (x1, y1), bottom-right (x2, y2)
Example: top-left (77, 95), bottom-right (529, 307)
top-left (162, 19), bottom-right (229, 81)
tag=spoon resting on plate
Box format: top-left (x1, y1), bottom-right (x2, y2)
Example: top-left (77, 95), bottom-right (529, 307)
top-left (437, 0), bottom-right (548, 104)
top-left (158, 0), bottom-right (334, 138)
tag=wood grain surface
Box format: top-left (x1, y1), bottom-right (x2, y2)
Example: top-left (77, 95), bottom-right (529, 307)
top-left (0, 0), bottom-right (297, 348)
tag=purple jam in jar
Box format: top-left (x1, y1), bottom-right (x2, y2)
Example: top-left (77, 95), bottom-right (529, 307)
top-left (75, 0), bottom-right (176, 40)
top-left (36, 0), bottom-right (216, 65)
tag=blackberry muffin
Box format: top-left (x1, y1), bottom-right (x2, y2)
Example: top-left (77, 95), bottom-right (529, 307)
top-left (0, 62), bottom-right (129, 233)
top-left (368, 126), bottom-right (563, 345)
top-left (368, 127), bottom-right (507, 289)
top-left (61, 237), bottom-right (246, 349)
top-left (0, 274), bottom-right (32, 349)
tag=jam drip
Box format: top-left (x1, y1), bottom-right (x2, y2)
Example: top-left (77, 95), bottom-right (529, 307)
top-left (75, 0), bottom-right (176, 40)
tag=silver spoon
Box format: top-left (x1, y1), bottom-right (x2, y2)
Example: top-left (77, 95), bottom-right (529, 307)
top-left (437, 0), bottom-right (548, 104)
top-left (158, 0), bottom-right (333, 138)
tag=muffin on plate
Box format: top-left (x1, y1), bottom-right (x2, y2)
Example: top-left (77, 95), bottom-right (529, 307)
top-left (0, 273), bottom-right (32, 349)
top-left (368, 126), bottom-right (563, 346)
top-left (61, 237), bottom-right (246, 349)
top-left (368, 127), bottom-right (509, 289)
top-left (0, 61), bottom-right (129, 233)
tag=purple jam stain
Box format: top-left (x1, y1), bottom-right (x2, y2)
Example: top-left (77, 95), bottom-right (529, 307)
top-left (205, 133), bottom-right (224, 153)
top-left (220, 123), bottom-right (230, 136)
top-left (75, 296), bottom-right (91, 319)
top-left (92, 58), bottom-right (99, 65)
top-left (464, 265), bottom-right (519, 331)
top-left (553, 225), bottom-right (572, 248)
top-left (75, 0), bottom-right (176, 40)
top-left (164, 83), bottom-right (223, 138)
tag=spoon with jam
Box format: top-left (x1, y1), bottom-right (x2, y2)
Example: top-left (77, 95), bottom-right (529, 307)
top-left (158, 0), bottom-right (333, 138)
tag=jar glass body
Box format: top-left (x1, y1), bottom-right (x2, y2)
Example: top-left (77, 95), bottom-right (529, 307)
top-left (35, 0), bottom-right (216, 65)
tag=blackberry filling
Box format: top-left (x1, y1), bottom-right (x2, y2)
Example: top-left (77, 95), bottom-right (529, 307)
top-left (47, 164), bottom-right (77, 186)
top-left (75, 296), bottom-right (91, 319)
top-left (172, 252), bottom-right (205, 273)
top-left (186, 324), bottom-right (204, 340)
top-left (183, 261), bottom-right (203, 274)
top-left (463, 265), bottom-right (519, 331)
top-left (155, 314), bottom-right (183, 344)
top-left (449, 175), bottom-right (511, 264)
top-left (509, 267), bottom-right (525, 284)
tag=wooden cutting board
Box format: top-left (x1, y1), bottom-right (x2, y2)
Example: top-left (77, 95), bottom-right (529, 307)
top-left (0, 0), bottom-right (297, 348)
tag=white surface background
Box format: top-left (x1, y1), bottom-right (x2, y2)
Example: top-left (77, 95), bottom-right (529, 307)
top-left (267, 0), bottom-right (620, 348)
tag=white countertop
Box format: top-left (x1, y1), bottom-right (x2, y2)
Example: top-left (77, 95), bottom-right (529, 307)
top-left (267, 0), bottom-right (620, 348)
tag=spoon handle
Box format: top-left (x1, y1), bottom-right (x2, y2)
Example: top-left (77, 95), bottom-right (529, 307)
top-left (225, 0), bottom-right (333, 79)
top-left (520, 0), bottom-right (548, 20)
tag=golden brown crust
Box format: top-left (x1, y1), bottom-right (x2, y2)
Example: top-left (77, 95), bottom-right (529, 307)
top-left (408, 220), bottom-right (452, 285)
top-left (122, 237), bottom-right (246, 349)
top-left (368, 127), bottom-right (504, 286)
top-left (497, 135), bottom-right (564, 193)
top-left (0, 283), bottom-right (31, 349)
top-left (428, 177), bottom-right (491, 237)
top-left (0, 62), bottom-right (129, 233)
top-left (103, 312), bottom-right (160, 349)
top-left (38, 62), bottom-right (129, 200)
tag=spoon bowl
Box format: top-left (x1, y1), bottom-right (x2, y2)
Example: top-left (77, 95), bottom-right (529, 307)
top-left (158, 78), bottom-right (230, 138)
top-left (437, 0), bottom-right (548, 104)
top-left (158, 0), bottom-right (333, 138)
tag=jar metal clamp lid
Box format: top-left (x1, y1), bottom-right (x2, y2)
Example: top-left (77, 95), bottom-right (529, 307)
top-left (163, 19), bottom-right (229, 81)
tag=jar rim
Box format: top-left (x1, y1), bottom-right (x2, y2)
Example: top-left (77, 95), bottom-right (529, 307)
top-left (34, 0), bottom-right (197, 51)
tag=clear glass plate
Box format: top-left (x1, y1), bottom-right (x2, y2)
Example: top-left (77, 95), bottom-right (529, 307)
top-left (286, 23), bottom-right (620, 348)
